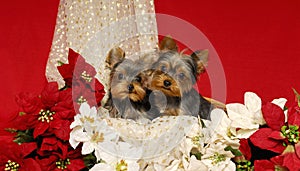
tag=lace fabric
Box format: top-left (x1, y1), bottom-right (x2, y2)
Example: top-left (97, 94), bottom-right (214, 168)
top-left (46, 0), bottom-right (158, 92)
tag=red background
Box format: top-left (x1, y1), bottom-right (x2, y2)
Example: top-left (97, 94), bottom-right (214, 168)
top-left (0, 0), bottom-right (299, 124)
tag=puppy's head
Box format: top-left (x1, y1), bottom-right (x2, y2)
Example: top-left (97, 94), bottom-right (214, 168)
top-left (151, 37), bottom-right (209, 96)
top-left (106, 47), bottom-right (146, 102)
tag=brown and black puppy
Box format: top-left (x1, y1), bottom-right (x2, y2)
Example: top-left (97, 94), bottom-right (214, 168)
top-left (147, 36), bottom-right (213, 119)
top-left (104, 47), bottom-right (160, 120)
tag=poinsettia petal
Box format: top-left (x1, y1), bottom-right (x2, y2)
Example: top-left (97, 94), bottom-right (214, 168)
top-left (39, 137), bottom-right (59, 155)
top-left (287, 104), bottom-right (300, 126)
top-left (67, 159), bottom-right (86, 171)
top-left (57, 64), bottom-right (74, 87)
top-left (295, 142), bottom-right (300, 159)
top-left (71, 128), bottom-right (89, 142)
top-left (254, 160), bottom-right (274, 171)
top-left (20, 142), bottom-right (37, 157)
top-left (270, 155), bottom-right (284, 166)
top-left (244, 92), bottom-right (262, 113)
top-left (268, 130), bottom-right (285, 140)
top-left (226, 103), bottom-right (258, 129)
top-left (82, 142), bottom-right (94, 155)
top-left (236, 128), bottom-right (258, 139)
top-left (41, 82), bottom-right (59, 107)
top-left (70, 115), bottom-right (82, 129)
top-left (15, 92), bottom-right (41, 114)
top-left (271, 98), bottom-right (287, 109)
top-left (262, 102), bottom-right (285, 130)
top-left (23, 158), bottom-right (42, 171)
top-left (79, 102), bottom-right (90, 116)
top-left (239, 139), bottom-right (252, 160)
top-left (282, 151), bottom-right (300, 171)
top-left (250, 128), bottom-right (285, 153)
top-left (52, 120), bottom-right (71, 140)
top-left (67, 49), bottom-right (80, 65)
top-left (33, 123), bottom-right (49, 138)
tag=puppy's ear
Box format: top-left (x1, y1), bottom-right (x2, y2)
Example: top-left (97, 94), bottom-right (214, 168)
top-left (105, 47), bottom-right (125, 69)
top-left (159, 36), bottom-right (178, 52)
top-left (191, 49), bottom-right (209, 75)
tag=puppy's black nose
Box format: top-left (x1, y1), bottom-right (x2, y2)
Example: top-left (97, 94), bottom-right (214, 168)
top-left (128, 84), bottom-right (134, 92)
top-left (163, 80), bottom-right (171, 87)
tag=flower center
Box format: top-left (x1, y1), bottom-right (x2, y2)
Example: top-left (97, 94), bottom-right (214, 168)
top-left (227, 128), bottom-right (234, 138)
top-left (116, 160), bottom-right (128, 171)
top-left (77, 96), bottom-right (87, 105)
top-left (38, 109), bottom-right (55, 123)
top-left (56, 158), bottom-right (70, 170)
top-left (209, 153), bottom-right (226, 165)
top-left (191, 134), bottom-right (204, 146)
top-left (281, 125), bottom-right (299, 144)
top-left (81, 71), bottom-right (92, 82)
top-left (5, 160), bottom-right (20, 171)
top-left (80, 116), bottom-right (95, 123)
top-left (91, 132), bottom-right (104, 143)
top-left (191, 135), bottom-right (201, 146)
top-left (236, 160), bottom-right (252, 171)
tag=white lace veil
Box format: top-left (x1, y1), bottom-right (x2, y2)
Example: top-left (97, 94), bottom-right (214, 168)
top-left (46, 0), bottom-right (158, 90)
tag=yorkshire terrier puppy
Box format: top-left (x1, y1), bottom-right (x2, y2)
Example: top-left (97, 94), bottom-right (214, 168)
top-left (104, 47), bottom-right (160, 121)
top-left (147, 36), bottom-right (213, 119)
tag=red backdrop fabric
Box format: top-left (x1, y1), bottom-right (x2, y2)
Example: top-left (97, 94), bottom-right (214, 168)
top-left (154, 0), bottom-right (300, 105)
top-left (0, 0), bottom-right (299, 125)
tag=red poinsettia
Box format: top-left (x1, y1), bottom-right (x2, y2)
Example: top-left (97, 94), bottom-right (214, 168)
top-left (15, 82), bottom-right (75, 140)
top-left (57, 49), bottom-right (97, 88)
top-left (72, 79), bottom-right (105, 111)
top-left (57, 48), bottom-right (105, 112)
top-left (250, 101), bottom-right (300, 170)
top-left (0, 136), bottom-right (41, 171)
top-left (37, 143), bottom-right (85, 171)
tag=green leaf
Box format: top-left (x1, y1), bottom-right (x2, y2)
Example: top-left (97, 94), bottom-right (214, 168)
top-left (83, 153), bottom-right (98, 169)
top-left (225, 146), bottom-right (243, 157)
top-left (292, 88), bottom-right (300, 107)
top-left (57, 60), bottom-right (65, 66)
top-left (13, 129), bottom-right (34, 144)
top-left (190, 151), bottom-right (202, 160)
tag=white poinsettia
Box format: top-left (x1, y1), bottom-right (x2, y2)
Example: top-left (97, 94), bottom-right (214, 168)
top-left (226, 92), bottom-right (265, 138)
top-left (148, 119), bottom-right (207, 171)
top-left (79, 120), bottom-right (118, 159)
top-left (69, 103), bottom-right (118, 159)
top-left (90, 159), bottom-right (139, 171)
top-left (201, 143), bottom-right (235, 171)
top-left (70, 102), bottom-right (98, 130)
top-left (69, 102), bottom-right (98, 149)
top-left (208, 108), bottom-right (239, 148)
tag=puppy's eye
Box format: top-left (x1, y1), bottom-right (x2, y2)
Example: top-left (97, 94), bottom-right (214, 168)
top-left (135, 76), bottom-right (142, 82)
top-left (178, 73), bottom-right (185, 80)
top-left (118, 73), bottom-right (124, 80)
top-left (161, 65), bottom-right (167, 72)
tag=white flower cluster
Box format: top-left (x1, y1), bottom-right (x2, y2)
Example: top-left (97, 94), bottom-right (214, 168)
top-left (69, 92), bottom-right (287, 171)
